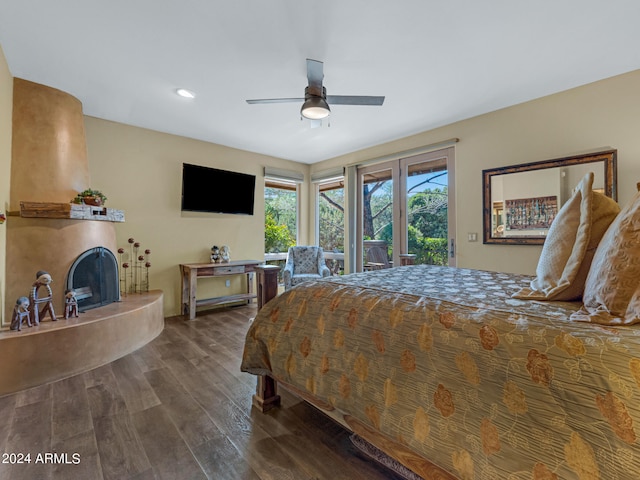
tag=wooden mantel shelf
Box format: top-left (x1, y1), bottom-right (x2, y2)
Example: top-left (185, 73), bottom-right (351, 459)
top-left (12, 201), bottom-right (125, 222)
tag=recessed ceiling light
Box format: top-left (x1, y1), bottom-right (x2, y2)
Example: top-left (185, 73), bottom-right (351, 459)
top-left (176, 88), bottom-right (195, 99)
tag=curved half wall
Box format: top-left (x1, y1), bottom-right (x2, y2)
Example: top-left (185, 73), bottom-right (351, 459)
top-left (0, 290), bottom-right (163, 396)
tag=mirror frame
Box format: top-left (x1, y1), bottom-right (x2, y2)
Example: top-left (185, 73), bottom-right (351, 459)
top-left (482, 149), bottom-right (617, 245)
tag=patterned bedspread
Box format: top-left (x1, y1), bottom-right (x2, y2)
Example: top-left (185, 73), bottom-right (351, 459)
top-left (241, 265), bottom-right (640, 480)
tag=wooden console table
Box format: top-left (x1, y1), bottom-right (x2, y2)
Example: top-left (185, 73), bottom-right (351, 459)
top-left (180, 260), bottom-right (262, 320)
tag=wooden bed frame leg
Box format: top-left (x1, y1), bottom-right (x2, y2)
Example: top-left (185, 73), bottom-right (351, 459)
top-left (252, 264), bottom-right (282, 412)
top-left (253, 375), bottom-right (281, 412)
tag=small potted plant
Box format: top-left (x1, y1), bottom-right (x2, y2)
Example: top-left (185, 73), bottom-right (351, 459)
top-left (72, 188), bottom-right (108, 206)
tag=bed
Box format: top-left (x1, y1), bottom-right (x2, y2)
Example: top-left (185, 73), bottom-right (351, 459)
top-left (242, 175), bottom-right (640, 479)
top-left (241, 264), bottom-right (640, 480)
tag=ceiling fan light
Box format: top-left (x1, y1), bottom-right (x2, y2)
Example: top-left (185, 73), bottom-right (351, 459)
top-left (176, 88), bottom-right (195, 99)
top-left (301, 97), bottom-right (330, 119)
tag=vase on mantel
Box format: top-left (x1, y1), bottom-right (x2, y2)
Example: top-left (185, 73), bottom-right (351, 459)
top-left (83, 196), bottom-right (103, 207)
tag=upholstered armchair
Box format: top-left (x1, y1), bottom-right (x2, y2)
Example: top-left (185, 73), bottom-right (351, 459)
top-left (283, 246), bottom-right (331, 291)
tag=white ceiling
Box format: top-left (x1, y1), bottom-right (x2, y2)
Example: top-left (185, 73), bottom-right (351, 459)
top-left (1, 1), bottom-right (640, 164)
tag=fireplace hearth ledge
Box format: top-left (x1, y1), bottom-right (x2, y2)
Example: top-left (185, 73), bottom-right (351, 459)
top-left (0, 290), bottom-right (163, 397)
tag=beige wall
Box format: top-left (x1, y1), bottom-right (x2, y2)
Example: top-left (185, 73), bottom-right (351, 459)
top-left (3, 50), bottom-right (640, 319)
top-left (0, 47), bottom-right (12, 325)
top-left (310, 69), bottom-right (640, 275)
top-left (84, 117), bottom-right (309, 317)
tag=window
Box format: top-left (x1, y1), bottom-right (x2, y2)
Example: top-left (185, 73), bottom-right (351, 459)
top-left (263, 167), bottom-right (303, 256)
top-left (264, 180), bottom-right (297, 254)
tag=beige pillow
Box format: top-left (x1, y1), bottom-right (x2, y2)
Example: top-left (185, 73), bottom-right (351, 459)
top-left (513, 172), bottom-right (620, 301)
top-left (571, 186), bottom-right (640, 325)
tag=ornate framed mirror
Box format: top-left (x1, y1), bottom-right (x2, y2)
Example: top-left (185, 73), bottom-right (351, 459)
top-left (482, 149), bottom-right (617, 245)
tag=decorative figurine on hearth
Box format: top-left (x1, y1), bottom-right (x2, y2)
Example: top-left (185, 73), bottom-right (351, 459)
top-left (220, 245), bottom-right (231, 263)
top-left (210, 245), bottom-right (221, 263)
top-left (64, 289), bottom-right (79, 319)
top-left (29, 270), bottom-right (56, 325)
top-left (10, 296), bottom-right (30, 331)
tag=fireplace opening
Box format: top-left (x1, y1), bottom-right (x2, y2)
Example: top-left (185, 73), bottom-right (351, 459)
top-left (66, 247), bottom-right (120, 312)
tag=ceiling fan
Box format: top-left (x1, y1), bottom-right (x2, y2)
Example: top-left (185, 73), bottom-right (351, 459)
top-left (246, 59), bottom-right (385, 126)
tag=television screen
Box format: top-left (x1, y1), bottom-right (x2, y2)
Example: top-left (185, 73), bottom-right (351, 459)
top-left (181, 163), bottom-right (256, 215)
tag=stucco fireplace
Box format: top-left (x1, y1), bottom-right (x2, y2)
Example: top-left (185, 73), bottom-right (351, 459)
top-left (0, 78), bottom-right (163, 396)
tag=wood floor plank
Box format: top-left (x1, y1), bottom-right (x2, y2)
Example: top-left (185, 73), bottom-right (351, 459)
top-left (52, 374), bottom-right (93, 442)
top-left (92, 413), bottom-right (151, 480)
top-left (131, 405), bottom-right (206, 480)
top-left (196, 359), bottom-right (255, 412)
top-left (14, 382), bottom-right (52, 407)
top-left (146, 328), bottom-right (172, 348)
top-left (131, 343), bottom-right (165, 373)
top-left (127, 468), bottom-right (158, 480)
top-left (85, 365), bottom-right (128, 419)
top-left (83, 363), bottom-right (119, 389)
top-left (0, 399), bottom-right (53, 480)
top-left (170, 319), bottom-right (253, 401)
top-left (159, 351), bottom-right (314, 480)
top-left (143, 367), bottom-right (220, 449)
top-left (172, 322), bottom-right (256, 408)
top-left (191, 435), bottom-right (261, 480)
top-left (51, 429), bottom-right (103, 480)
top-left (8, 400), bottom-right (53, 451)
top-left (0, 394), bottom-right (16, 454)
top-left (166, 325), bottom-right (245, 390)
top-left (160, 324), bottom-right (210, 362)
top-left (111, 355), bottom-right (161, 414)
top-left (176, 318), bottom-right (244, 365)
top-left (86, 383), bottom-right (128, 420)
top-left (187, 308), bottom-right (253, 343)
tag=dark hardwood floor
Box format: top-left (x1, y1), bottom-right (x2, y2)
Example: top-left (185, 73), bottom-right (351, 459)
top-left (0, 305), bottom-right (404, 480)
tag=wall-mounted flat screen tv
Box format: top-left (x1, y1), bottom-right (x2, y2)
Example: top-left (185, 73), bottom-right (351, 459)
top-left (181, 163), bottom-right (256, 215)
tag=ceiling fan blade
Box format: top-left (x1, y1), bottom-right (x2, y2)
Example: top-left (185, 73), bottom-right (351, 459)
top-left (326, 95), bottom-right (385, 106)
top-left (246, 98), bottom-right (304, 104)
top-left (307, 59), bottom-right (324, 88)
top-left (247, 59), bottom-right (385, 121)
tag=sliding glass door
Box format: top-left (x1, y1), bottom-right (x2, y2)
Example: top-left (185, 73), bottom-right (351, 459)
top-left (357, 162), bottom-right (399, 271)
top-left (401, 148), bottom-right (454, 266)
top-left (357, 147), bottom-right (455, 271)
